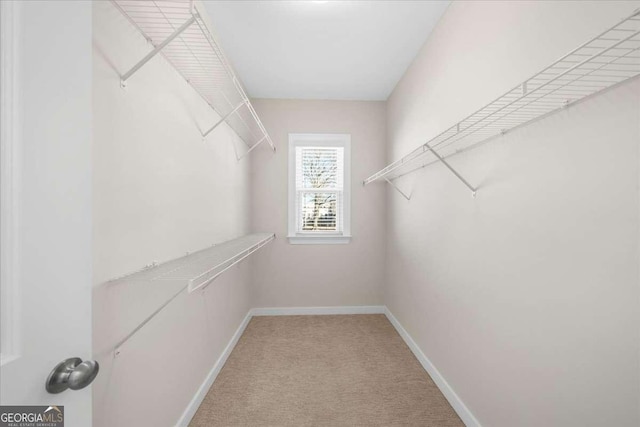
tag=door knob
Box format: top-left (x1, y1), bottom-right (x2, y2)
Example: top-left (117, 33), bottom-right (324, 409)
top-left (45, 357), bottom-right (99, 394)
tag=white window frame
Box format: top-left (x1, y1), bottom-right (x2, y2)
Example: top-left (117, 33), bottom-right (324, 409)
top-left (288, 134), bottom-right (351, 245)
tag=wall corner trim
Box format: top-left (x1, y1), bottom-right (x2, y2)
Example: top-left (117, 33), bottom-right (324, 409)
top-left (383, 307), bottom-right (482, 427)
top-left (251, 305), bottom-right (385, 316)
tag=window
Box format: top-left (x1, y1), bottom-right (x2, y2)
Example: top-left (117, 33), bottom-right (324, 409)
top-left (288, 134), bottom-right (351, 244)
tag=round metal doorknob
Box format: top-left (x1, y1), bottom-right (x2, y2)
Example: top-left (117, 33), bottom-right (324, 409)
top-left (45, 357), bottom-right (99, 394)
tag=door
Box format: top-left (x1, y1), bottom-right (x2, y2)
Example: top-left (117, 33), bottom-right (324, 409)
top-left (0, 2), bottom-right (94, 426)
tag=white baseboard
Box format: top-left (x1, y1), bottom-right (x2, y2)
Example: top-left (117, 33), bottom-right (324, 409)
top-left (175, 310), bottom-right (253, 427)
top-left (383, 307), bottom-right (481, 427)
top-left (251, 305), bottom-right (385, 316)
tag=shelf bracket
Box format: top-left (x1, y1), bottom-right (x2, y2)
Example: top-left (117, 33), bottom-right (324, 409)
top-left (120, 15), bottom-right (197, 86)
top-left (202, 100), bottom-right (247, 138)
top-left (114, 285), bottom-right (187, 357)
top-left (112, 233), bottom-right (275, 356)
top-left (384, 178), bottom-right (411, 200)
top-left (238, 134), bottom-right (268, 160)
top-left (424, 143), bottom-right (477, 197)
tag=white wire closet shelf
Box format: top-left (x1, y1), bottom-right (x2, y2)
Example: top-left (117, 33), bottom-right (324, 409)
top-left (112, 0), bottom-right (274, 157)
top-left (364, 9), bottom-right (640, 196)
top-left (104, 233), bottom-right (275, 357)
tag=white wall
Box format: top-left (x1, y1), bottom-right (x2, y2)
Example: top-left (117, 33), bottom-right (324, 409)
top-left (385, 2), bottom-right (640, 426)
top-left (250, 99), bottom-right (386, 307)
top-left (92, 2), bottom-right (257, 425)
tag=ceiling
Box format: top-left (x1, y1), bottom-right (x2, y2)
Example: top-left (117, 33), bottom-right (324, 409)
top-left (202, 1), bottom-right (450, 101)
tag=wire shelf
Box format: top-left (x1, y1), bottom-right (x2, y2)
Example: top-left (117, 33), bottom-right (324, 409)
top-left (104, 233), bottom-right (275, 356)
top-left (112, 0), bottom-right (274, 155)
top-left (364, 9), bottom-right (640, 187)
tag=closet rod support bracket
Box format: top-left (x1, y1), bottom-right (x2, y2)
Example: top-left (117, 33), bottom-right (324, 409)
top-left (238, 135), bottom-right (268, 161)
top-left (425, 143), bottom-right (477, 196)
top-left (384, 178), bottom-right (411, 201)
top-left (202, 100), bottom-right (247, 138)
top-left (119, 14), bottom-right (197, 85)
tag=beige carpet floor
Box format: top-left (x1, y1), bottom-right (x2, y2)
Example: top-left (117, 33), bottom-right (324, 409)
top-left (190, 314), bottom-right (464, 427)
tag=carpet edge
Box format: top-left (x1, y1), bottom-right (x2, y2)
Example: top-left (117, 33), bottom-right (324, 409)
top-left (383, 307), bottom-right (482, 427)
top-left (175, 310), bottom-right (253, 427)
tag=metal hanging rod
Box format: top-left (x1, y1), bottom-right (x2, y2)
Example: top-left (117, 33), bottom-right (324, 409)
top-left (112, 0), bottom-right (275, 156)
top-left (364, 9), bottom-right (640, 192)
top-left (190, 233), bottom-right (275, 292)
top-left (111, 233), bottom-right (275, 357)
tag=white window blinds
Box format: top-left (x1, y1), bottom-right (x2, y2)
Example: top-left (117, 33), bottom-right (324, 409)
top-left (295, 146), bottom-right (345, 234)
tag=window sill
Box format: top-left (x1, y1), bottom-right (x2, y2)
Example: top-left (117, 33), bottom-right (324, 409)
top-left (287, 235), bottom-right (351, 245)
